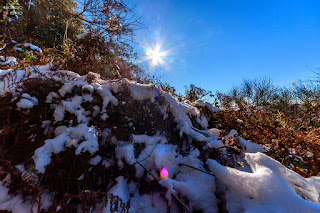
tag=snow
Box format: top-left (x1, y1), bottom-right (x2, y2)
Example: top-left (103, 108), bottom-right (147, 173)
top-left (16, 98), bottom-right (35, 109)
top-left (89, 155), bottom-right (102, 166)
top-left (207, 152), bottom-right (320, 213)
top-left (0, 65), bottom-right (63, 95)
top-left (237, 119), bottom-right (243, 123)
top-left (160, 150), bottom-right (218, 212)
top-left (128, 82), bottom-right (158, 102)
top-left (16, 93), bottom-right (38, 109)
top-left (135, 142), bottom-right (179, 179)
top-left (53, 95), bottom-right (88, 123)
top-left (308, 177), bottom-right (320, 196)
top-left (96, 85), bottom-right (119, 110)
top-left (82, 84), bottom-right (94, 93)
top-left (204, 128), bottom-right (221, 137)
top-left (128, 192), bottom-right (171, 213)
top-left (33, 124), bottom-right (99, 173)
top-left (75, 127), bottom-right (99, 155)
top-left (25, 42), bottom-right (43, 53)
top-left (0, 57), bottom-right (17, 66)
top-left (0, 180), bottom-right (53, 212)
top-left (228, 129), bottom-right (266, 153)
top-left (132, 133), bottom-right (167, 145)
top-left (115, 143), bottom-right (135, 167)
top-left (0, 181), bottom-right (34, 212)
top-left (45, 92), bottom-right (60, 103)
top-left (176, 118), bottom-right (206, 141)
top-left (1, 66), bottom-right (320, 212)
top-left (156, 92), bottom-right (215, 141)
top-left (192, 99), bottom-right (221, 113)
top-left (102, 159), bottom-right (114, 168)
top-left (58, 83), bottom-right (74, 97)
top-left (108, 176), bottom-right (130, 203)
top-left (197, 114), bottom-right (209, 129)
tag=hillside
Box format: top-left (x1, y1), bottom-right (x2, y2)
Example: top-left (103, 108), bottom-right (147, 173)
top-left (0, 65), bottom-right (319, 212)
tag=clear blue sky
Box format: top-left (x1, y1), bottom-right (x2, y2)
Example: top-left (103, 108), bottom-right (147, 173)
top-left (133, 0), bottom-right (320, 93)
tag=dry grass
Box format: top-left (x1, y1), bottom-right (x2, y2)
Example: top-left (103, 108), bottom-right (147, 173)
top-left (218, 108), bottom-right (320, 177)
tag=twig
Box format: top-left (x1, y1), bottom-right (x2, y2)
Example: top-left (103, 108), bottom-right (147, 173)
top-left (190, 126), bottom-right (210, 137)
top-left (135, 161), bottom-right (192, 213)
top-left (133, 134), bottom-right (164, 165)
top-left (135, 161), bottom-right (157, 180)
top-left (171, 193), bottom-right (192, 213)
top-left (180, 163), bottom-right (214, 176)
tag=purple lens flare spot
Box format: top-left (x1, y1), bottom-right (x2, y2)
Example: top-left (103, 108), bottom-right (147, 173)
top-left (160, 168), bottom-right (169, 179)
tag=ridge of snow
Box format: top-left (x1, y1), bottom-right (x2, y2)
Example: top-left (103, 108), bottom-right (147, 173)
top-left (207, 152), bottom-right (320, 213)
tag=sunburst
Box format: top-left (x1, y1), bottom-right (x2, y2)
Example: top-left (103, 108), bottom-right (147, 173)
top-left (141, 42), bottom-right (170, 68)
top-left (146, 44), bottom-right (167, 66)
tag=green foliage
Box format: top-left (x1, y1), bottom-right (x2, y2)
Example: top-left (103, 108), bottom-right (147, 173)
top-left (284, 155), bottom-right (306, 172)
top-left (0, 0), bottom-right (147, 81)
top-left (16, 0), bottom-right (82, 48)
top-left (18, 50), bottom-right (37, 64)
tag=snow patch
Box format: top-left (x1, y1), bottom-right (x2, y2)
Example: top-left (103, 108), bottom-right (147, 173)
top-left (207, 152), bottom-right (320, 213)
top-left (33, 124), bottom-right (99, 173)
top-left (16, 93), bottom-right (38, 109)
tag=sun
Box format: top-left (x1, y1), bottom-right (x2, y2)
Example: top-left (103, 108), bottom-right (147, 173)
top-left (145, 44), bottom-right (167, 66)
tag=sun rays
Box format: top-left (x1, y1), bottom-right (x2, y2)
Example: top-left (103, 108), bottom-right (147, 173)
top-left (145, 44), bottom-right (167, 66)
top-left (140, 41), bottom-right (171, 69)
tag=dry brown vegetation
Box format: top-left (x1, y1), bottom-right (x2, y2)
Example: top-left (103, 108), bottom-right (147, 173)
top-left (218, 107), bottom-right (320, 177)
top-left (0, 68), bottom-right (319, 212)
top-left (215, 84), bottom-right (320, 177)
top-left (0, 74), bottom-right (221, 211)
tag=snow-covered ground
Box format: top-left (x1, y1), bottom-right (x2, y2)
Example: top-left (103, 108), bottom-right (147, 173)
top-left (0, 65), bottom-right (319, 212)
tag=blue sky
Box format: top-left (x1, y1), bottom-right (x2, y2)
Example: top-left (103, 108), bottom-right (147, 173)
top-left (133, 0), bottom-right (320, 93)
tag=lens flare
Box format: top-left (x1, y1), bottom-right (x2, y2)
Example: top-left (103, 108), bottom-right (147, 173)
top-left (146, 44), bottom-right (167, 66)
top-left (140, 40), bottom-right (170, 69)
top-left (160, 168), bottom-right (169, 179)
top-left (155, 132), bottom-right (163, 141)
